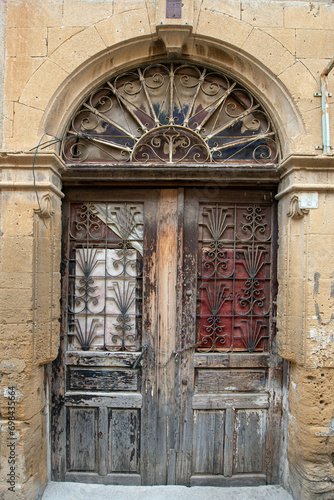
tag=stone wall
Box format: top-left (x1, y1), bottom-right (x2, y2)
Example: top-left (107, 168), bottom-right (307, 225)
top-left (1, 1), bottom-right (334, 499)
top-left (0, 153), bottom-right (63, 499)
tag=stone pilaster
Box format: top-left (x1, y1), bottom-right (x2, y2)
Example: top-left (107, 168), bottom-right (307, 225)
top-left (276, 154), bottom-right (334, 499)
top-left (0, 152), bottom-right (64, 500)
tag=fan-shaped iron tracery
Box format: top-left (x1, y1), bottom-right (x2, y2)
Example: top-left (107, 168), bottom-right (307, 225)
top-left (62, 63), bottom-right (279, 165)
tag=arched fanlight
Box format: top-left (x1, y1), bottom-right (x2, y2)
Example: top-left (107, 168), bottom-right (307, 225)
top-left (62, 63), bottom-right (280, 165)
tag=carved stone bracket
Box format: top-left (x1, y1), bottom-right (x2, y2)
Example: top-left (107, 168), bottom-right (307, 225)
top-left (34, 193), bottom-right (55, 219)
top-left (156, 25), bottom-right (192, 56)
top-left (287, 195), bottom-right (309, 219)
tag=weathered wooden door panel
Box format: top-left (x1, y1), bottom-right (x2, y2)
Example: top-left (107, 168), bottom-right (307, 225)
top-left (66, 407), bottom-right (98, 472)
top-left (180, 189), bottom-right (282, 487)
top-left (52, 187), bottom-right (282, 486)
top-left (52, 190), bottom-right (159, 485)
top-left (108, 409), bottom-right (141, 473)
top-left (192, 410), bottom-right (225, 474)
top-left (233, 409), bottom-right (266, 474)
top-left (149, 189), bottom-right (180, 486)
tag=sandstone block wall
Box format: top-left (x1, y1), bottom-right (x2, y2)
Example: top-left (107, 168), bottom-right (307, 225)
top-left (0, 1), bottom-right (334, 499)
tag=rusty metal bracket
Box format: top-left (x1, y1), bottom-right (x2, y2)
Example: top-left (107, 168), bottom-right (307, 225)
top-left (132, 344), bottom-right (149, 369)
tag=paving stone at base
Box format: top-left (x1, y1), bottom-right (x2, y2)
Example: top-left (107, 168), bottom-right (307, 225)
top-left (41, 483), bottom-right (293, 500)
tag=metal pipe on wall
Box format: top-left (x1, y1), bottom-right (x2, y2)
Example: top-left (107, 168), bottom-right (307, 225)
top-left (321, 57), bottom-right (334, 154)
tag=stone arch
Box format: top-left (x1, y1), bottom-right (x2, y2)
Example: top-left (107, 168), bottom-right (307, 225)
top-left (17, 21), bottom-right (307, 160)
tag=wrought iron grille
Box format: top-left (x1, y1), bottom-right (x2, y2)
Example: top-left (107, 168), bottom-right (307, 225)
top-left (62, 63), bottom-right (279, 165)
top-left (197, 203), bottom-right (273, 353)
top-left (67, 202), bottom-right (143, 352)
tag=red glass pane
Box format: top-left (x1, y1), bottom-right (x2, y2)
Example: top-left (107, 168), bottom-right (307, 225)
top-left (197, 204), bottom-right (272, 353)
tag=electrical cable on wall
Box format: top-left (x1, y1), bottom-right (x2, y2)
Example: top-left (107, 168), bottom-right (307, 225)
top-left (30, 132), bottom-right (89, 228)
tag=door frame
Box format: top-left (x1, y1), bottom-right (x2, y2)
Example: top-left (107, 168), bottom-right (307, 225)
top-left (51, 182), bottom-right (284, 486)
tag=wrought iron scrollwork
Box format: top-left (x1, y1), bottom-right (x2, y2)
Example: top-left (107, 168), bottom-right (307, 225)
top-left (62, 63), bottom-right (279, 165)
top-left (197, 203), bottom-right (273, 353)
top-left (67, 203), bottom-right (143, 352)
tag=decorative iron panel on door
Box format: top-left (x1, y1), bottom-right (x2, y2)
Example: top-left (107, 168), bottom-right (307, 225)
top-left (67, 202), bottom-right (144, 352)
top-left (196, 202), bottom-right (272, 353)
top-left (51, 188), bottom-right (282, 486)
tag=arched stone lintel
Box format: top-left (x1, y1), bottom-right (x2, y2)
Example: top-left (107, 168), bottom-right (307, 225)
top-left (31, 28), bottom-right (306, 160)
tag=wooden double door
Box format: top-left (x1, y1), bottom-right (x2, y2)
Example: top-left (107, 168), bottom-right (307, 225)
top-left (51, 187), bottom-right (282, 486)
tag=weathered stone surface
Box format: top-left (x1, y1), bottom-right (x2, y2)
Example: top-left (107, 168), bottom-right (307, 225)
top-left (202, 0), bottom-right (241, 19)
top-left (288, 365), bottom-right (334, 499)
top-left (262, 28), bottom-right (296, 54)
top-left (241, 0), bottom-right (284, 27)
top-left (6, 27), bottom-right (47, 58)
top-left (19, 59), bottom-right (69, 110)
top-left (0, 411), bottom-right (48, 499)
top-left (1, 235), bottom-right (34, 273)
top-left (47, 27), bottom-right (84, 55)
top-left (2, 2), bottom-right (334, 499)
top-left (279, 60), bottom-right (317, 100)
top-left (196, 10), bottom-right (252, 48)
top-left (62, 0), bottom-right (112, 26)
top-left (0, 196), bottom-right (35, 237)
top-left (96, 9), bottom-right (152, 46)
top-left (8, 103), bottom-right (44, 151)
top-left (296, 29), bottom-right (334, 59)
top-left (1, 368), bottom-right (45, 421)
top-left (4, 57), bottom-right (43, 102)
top-left (6, 0), bottom-right (63, 28)
top-left (114, 0), bottom-right (149, 15)
top-left (0, 324), bottom-right (34, 361)
top-left (241, 27), bottom-right (296, 76)
top-left (50, 26), bottom-right (106, 74)
top-left (284, 2), bottom-right (334, 30)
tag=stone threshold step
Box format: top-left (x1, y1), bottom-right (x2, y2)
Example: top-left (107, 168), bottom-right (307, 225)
top-left (41, 482), bottom-right (294, 500)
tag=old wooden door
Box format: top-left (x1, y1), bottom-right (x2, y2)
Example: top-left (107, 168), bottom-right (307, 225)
top-left (51, 186), bottom-right (282, 486)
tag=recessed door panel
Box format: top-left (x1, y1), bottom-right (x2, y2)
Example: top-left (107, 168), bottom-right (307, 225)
top-left (108, 409), bottom-right (140, 473)
top-left (67, 407), bottom-right (98, 472)
top-left (192, 410), bottom-right (225, 474)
